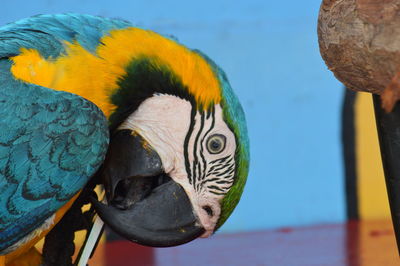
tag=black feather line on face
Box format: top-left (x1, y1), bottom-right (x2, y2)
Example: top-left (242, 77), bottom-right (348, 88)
top-left (199, 108), bottom-right (215, 182)
top-left (184, 106), bottom-right (196, 185)
top-left (192, 111), bottom-right (205, 191)
top-left (108, 56), bottom-right (196, 131)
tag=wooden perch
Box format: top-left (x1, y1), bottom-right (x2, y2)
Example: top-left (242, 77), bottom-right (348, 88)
top-left (318, 0), bottom-right (400, 112)
top-left (319, 1), bottom-right (400, 255)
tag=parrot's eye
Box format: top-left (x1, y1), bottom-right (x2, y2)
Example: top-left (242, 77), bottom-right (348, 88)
top-left (206, 134), bottom-right (226, 154)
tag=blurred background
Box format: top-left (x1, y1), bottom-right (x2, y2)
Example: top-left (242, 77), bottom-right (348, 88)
top-left (2, 0), bottom-right (398, 265)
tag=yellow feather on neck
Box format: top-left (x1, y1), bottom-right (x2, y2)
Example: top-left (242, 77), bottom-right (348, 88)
top-left (10, 27), bottom-right (221, 117)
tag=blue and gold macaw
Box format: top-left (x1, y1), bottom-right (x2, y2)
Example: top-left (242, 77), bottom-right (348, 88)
top-left (0, 14), bottom-right (249, 265)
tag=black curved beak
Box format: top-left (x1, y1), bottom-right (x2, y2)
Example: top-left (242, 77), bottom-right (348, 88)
top-left (92, 130), bottom-right (204, 247)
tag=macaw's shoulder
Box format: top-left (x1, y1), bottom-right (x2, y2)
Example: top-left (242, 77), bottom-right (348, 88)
top-left (0, 13), bottom-right (132, 58)
top-left (0, 58), bottom-right (110, 253)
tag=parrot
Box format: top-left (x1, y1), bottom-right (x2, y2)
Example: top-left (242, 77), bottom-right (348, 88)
top-left (0, 13), bottom-right (249, 265)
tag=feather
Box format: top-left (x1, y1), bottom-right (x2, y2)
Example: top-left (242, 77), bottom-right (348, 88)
top-left (0, 56), bottom-right (109, 252)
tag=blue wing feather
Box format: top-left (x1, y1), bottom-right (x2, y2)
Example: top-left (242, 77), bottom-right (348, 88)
top-left (0, 13), bottom-right (132, 57)
top-left (0, 14), bottom-right (131, 252)
top-left (0, 59), bottom-right (109, 251)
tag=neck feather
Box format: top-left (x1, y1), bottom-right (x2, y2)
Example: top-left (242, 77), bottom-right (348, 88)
top-left (10, 27), bottom-right (221, 119)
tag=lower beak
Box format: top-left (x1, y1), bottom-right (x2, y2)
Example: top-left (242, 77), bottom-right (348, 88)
top-left (92, 130), bottom-right (205, 247)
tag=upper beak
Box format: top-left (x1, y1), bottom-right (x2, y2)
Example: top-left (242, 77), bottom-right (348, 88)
top-left (92, 129), bottom-right (205, 247)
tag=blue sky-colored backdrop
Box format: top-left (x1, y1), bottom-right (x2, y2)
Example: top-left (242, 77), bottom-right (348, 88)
top-left (2, 0), bottom-right (345, 233)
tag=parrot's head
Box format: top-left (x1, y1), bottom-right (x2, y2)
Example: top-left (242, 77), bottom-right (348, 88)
top-left (92, 28), bottom-right (249, 247)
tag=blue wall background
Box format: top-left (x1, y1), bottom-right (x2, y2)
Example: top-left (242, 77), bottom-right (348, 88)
top-left (2, 0), bottom-right (345, 232)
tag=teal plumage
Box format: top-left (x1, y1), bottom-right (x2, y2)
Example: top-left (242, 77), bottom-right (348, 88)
top-left (0, 14), bottom-right (116, 252)
top-left (0, 14), bottom-right (131, 58)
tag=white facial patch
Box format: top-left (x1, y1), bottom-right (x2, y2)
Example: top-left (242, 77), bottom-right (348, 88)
top-left (119, 94), bottom-right (237, 237)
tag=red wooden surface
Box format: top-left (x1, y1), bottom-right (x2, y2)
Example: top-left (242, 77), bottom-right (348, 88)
top-left (104, 242), bottom-right (154, 266)
top-left (101, 220), bottom-right (399, 266)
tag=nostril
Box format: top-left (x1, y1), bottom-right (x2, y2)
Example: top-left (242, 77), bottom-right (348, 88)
top-left (202, 205), bottom-right (214, 217)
